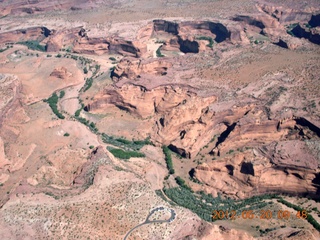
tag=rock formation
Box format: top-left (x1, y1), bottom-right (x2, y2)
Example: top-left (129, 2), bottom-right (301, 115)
top-left (49, 67), bottom-right (72, 79)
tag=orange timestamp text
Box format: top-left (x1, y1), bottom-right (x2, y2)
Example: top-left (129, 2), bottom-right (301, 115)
top-left (212, 210), bottom-right (308, 220)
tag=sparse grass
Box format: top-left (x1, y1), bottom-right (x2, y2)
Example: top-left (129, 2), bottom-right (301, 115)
top-left (196, 36), bottom-right (214, 48)
top-left (17, 40), bottom-right (46, 52)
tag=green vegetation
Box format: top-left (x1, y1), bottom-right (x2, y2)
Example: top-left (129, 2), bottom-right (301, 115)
top-left (162, 146), bottom-right (174, 174)
top-left (164, 187), bottom-right (279, 222)
top-left (74, 103), bottom-right (84, 117)
top-left (83, 77), bottom-right (93, 92)
top-left (44, 192), bottom-right (59, 200)
top-left (64, 133), bottom-right (70, 137)
top-left (109, 57), bottom-right (117, 61)
top-left (83, 67), bottom-right (88, 74)
top-left (89, 145), bottom-right (94, 149)
top-left (286, 23), bottom-right (298, 37)
top-left (89, 122), bottom-right (98, 133)
top-left (44, 93), bottom-right (65, 119)
top-left (227, 149), bottom-right (234, 154)
top-left (0, 45), bottom-right (10, 53)
top-left (196, 36), bottom-right (214, 48)
top-left (55, 53), bottom-right (62, 58)
top-left (277, 198), bottom-right (320, 231)
top-left (17, 40), bottom-right (46, 52)
top-left (156, 47), bottom-right (164, 57)
top-left (75, 116), bottom-right (98, 133)
top-left (155, 190), bottom-right (176, 206)
top-left (46, 54), bottom-right (52, 57)
top-left (175, 176), bottom-right (193, 192)
top-left (107, 147), bottom-right (145, 160)
top-left (59, 90), bottom-right (65, 98)
top-left (102, 133), bottom-right (152, 151)
top-left (304, 23), bottom-right (312, 28)
top-left (266, 86), bottom-right (287, 106)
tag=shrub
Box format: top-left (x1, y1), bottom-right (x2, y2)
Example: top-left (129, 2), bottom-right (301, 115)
top-left (278, 198), bottom-right (320, 231)
top-left (116, 138), bottom-right (132, 145)
top-left (163, 146), bottom-right (175, 174)
top-left (102, 134), bottom-right (152, 151)
top-left (107, 147), bottom-right (145, 159)
top-left (227, 149), bottom-right (234, 154)
top-left (83, 67), bottom-right (88, 74)
top-left (109, 57), bottom-right (116, 61)
top-left (0, 48), bottom-right (8, 53)
top-left (59, 90), bottom-right (65, 98)
top-left (156, 47), bottom-right (164, 57)
top-left (175, 176), bottom-right (193, 192)
top-left (89, 122), bottom-right (98, 133)
top-left (75, 108), bottom-right (82, 117)
top-left (64, 133), bottom-right (70, 137)
top-left (76, 116), bottom-right (89, 126)
top-left (83, 77), bottom-right (93, 92)
top-left (74, 103), bottom-right (84, 117)
top-left (44, 93), bottom-right (65, 119)
top-left (89, 145), bottom-right (94, 149)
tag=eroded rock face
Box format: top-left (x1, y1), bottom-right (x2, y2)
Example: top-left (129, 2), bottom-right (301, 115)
top-left (28, 148), bottom-right (88, 187)
top-left (194, 145), bottom-right (319, 199)
top-left (290, 24), bottom-right (320, 45)
top-left (257, 4), bottom-right (314, 23)
top-left (152, 19), bottom-right (233, 51)
top-left (49, 67), bottom-right (72, 79)
top-left (0, 27), bottom-right (51, 43)
top-left (0, 74), bottom-right (22, 127)
top-left (111, 57), bottom-right (173, 81)
top-left (86, 84), bottom-right (217, 158)
top-left (309, 14), bottom-right (320, 27)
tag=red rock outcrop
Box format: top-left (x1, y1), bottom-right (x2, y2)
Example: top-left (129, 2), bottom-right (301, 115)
top-left (49, 67), bottom-right (72, 79)
top-left (151, 19), bottom-right (246, 52)
top-left (0, 26), bottom-right (51, 44)
top-left (194, 144), bottom-right (319, 199)
top-left (111, 57), bottom-right (172, 81)
top-left (257, 4), bottom-right (314, 23)
top-left (85, 83), bottom-right (217, 158)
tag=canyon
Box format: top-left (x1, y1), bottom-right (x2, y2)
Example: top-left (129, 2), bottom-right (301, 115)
top-left (0, 0), bottom-right (319, 239)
